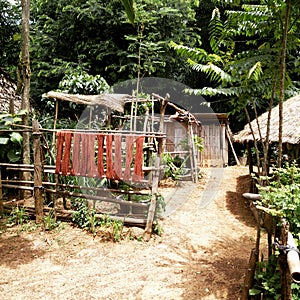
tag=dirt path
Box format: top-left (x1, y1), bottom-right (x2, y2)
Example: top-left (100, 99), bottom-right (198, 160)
top-left (0, 166), bottom-right (258, 300)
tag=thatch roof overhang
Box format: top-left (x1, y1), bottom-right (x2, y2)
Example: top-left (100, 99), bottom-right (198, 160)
top-left (45, 91), bottom-right (131, 113)
top-left (46, 91), bottom-right (202, 127)
top-left (0, 68), bottom-right (21, 113)
top-left (234, 95), bottom-right (300, 144)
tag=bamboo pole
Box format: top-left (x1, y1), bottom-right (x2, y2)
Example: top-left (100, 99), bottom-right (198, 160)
top-left (144, 94), bottom-right (169, 241)
top-left (226, 125), bottom-right (240, 166)
top-left (0, 168), bottom-right (3, 216)
top-left (33, 120), bottom-right (43, 224)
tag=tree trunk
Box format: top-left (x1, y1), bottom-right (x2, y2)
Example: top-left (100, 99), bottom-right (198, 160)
top-left (278, 0), bottom-right (291, 168)
top-left (20, 0), bottom-right (31, 196)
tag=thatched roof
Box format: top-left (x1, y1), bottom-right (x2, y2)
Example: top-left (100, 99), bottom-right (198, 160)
top-left (0, 68), bottom-right (21, 113)
top-left (234, 94), bottom-right (300, 144)
top-left (45, 91), bottom-right (131, 113)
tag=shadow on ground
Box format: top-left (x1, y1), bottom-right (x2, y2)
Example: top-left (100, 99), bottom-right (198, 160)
top-left (0, 232), bottom-right (46, 269)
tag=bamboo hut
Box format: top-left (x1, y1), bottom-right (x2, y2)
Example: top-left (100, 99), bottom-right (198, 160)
top-left (234, 94), bottom-right (300, 163)
top-left (193, 113), bottom-right (230, 167)
top-left (0, 68), bottom-right (21, 113)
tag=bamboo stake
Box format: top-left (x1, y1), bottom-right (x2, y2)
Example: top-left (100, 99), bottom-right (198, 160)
top-left (144, 94), bottom-right (169, 241)
top-left (52, 99), bottom-right (59, 149)
top-left (33, 120), bottom-right (43, 224)
top-left (0, 168), bottom-right (3, 216)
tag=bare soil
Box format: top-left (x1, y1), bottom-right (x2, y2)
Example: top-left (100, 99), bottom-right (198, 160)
top-left (0, 166), bottom-right (262, 300)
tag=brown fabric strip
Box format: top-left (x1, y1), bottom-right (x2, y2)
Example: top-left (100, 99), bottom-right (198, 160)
top-left (113, 134), bottom-right (122, 180)
top-left (97, 134), bottom-right (105, 177)
top-left (72, 132), bottom-right (81, 176)
top-left (55, 131), bottom-right (64, 174)
top-left (61, 131), bottom-right (72, 175)
top-left (87, 134), bottom-right (98, 177)
top-left (106, 134), bottom-right (114, 179)
top-left (123, 135), bottom-right (134, 181)
top-left (132, 136), bottom-right (144, 181)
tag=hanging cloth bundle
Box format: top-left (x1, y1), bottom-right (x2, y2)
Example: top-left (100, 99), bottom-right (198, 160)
top-left (97, 134), bottom-right (105, 177)
top-left (72, 133), bottom-right (98, 177)
top-left (132, 136), bottom-right (144, 181)
top-left (55, 132), bottom-right (145, 181)
top-left (55, 131), bottom-right (73, 175)
top-left (113, 134), bottom-right (122, 180)
top-left (123, 135), bottom-right (134, 181)
top-left (123, 135), bottom-right (144, 182)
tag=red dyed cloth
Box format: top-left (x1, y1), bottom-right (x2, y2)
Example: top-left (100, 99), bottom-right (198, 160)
top-left (132, 136), bottom-right (144, 181)
top-left (106, 134), bottom-right (114, 179)
top-left (87, 134), bottom-right (98, 177)
top-left (113, 134), bottom-right (122, 180)
top-left (97, 134), bottom-right (105, 177)
top-left (55, 131), bottom-right (64, 174)
top-left (123, 135), bottom-right (134, 181)
top-left (72, 133), bottom-right (81, 175)
top-left (55, 131), bottom-right (72, 175)
top-left (61, 131), bottom-right (72, 175)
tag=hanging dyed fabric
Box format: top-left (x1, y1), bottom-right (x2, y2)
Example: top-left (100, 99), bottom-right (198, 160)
top-left (55, 131), bottom-right (72, 175)
top-left (55, 131), bottom-right (64, 174)
top-left (61, 131), bottom-right (72, 175)
top-left (123, 135), bottom-right (134, 181)
top-left (72, 132), bottom-right (81, 176)
top-left (87, 134), bottom-right (98, 177)
top-left (97, 134), bottom-right (105, 177)
top-left (132, 136), bottom-right (144, 181)
top-left (113, 134), bottom-right (122, 180)
top-left (106, 134), bottom-right (114, 179)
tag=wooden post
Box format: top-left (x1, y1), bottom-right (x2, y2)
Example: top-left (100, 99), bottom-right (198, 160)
top-left (0, 168), bottom-right (3, 216)
top-left (144, 94), bottom-right (168, 241)
top-left (33, 120), bottom-right (44, 224)
top-left (278, 219), bottom-right (292, 300)
top-left (242, 248), bottom-right (258, 300)
top-left (52, 99), bottom-right (58, 150)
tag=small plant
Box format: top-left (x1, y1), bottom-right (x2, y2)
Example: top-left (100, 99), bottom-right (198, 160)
top-left (72, 198), bottom-right (123, 240)
top-left (72, 198), bottom-right (92, 229)
top-left (98, 215), bottom-right (123, 242)
top-left (153, 221), bottom-right (164, 236)
top-left (8, 206), bottom-right (28, 226)
top-left (43, 210), bottom-right (59, 231)
top-left (162, 153), bottom-right (188, 180)
top-left (155, 193), bottom-right (166, 218)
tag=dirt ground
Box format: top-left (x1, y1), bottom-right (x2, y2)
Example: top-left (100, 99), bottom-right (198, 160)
top-left (0, 166), bottom-right (263, 300)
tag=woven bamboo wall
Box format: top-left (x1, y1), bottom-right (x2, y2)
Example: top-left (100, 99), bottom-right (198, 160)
top-left (199, 123), bottom-right (228, 167)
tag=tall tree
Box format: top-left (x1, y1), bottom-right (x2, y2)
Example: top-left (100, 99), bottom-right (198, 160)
top-left (172, 0), bottom-right (300, 173)
top-left (0, 0), bottom-right (20, 77)
top-left (29, 0), bottom-right (200, 103)
top-left (19, 0), bottom-right (31, 186)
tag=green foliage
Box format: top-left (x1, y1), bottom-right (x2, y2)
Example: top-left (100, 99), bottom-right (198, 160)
top-left (58, 71), bottom-right (111, 95)
top-left (29, 0), bottom-right (200, 102)
top-left (0, 0), bottom-right (21, 78)
top-left (155, 193), bottom-right (166, 219)
top-left (8, 206), bottom-right (29, 226)
top-left (72, 198), bottom-right (123, 241)
top-left (43, 210), bottom-right (59, 231)
top-left (256, 163), bottom-right (300, 231)
top-left (171, 1), bottom-right (300, 132)
top-left (250, 254), bottom-right (281, 299)
top-left (153, 221), bottom-right (164, 236)
top-left (251, 163), bottom-right (300, 298)
top-left (0, 110), bottom-right (27, 163)
top-left (120, 0), bottom-right (135, 24)
top-left (162, 153), bottom-right (188, 180)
